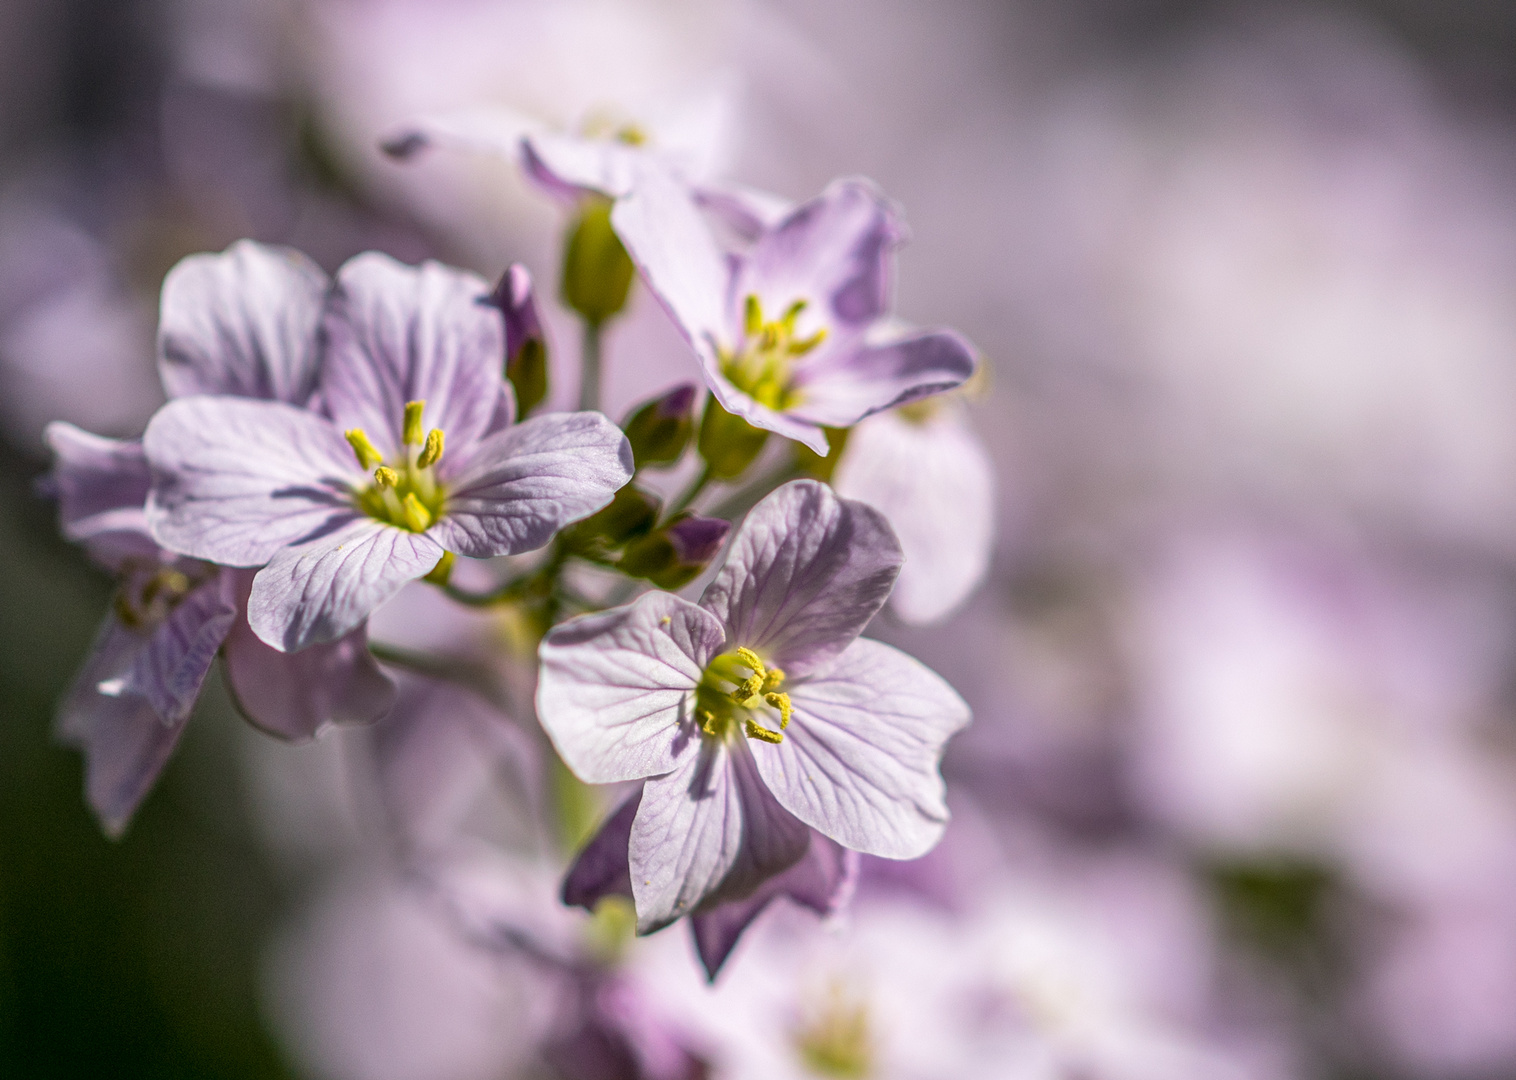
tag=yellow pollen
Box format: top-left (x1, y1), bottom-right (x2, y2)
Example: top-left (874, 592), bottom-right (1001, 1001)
top-left (417, 428), bottom-right (444, 468)
top-left (700, 709), bottom-right (720, 737)
top-left (735, 647), bottom-right (766, 677)
top-left (400, 492), bottom-right (433, 532)
top-left (745, 719), bottom-right (784, 744)
top-left (765, 692), bottom-right (793, 729)
top-left (346, 428), bottom-right (383, 471)
top-left (373, 465), bottom-right (398, 488)
top-left (402, 400), bottom-right (426, 445)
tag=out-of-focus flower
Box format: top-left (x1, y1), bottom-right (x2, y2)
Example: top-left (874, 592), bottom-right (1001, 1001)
top-left (144, 246), bottom-right (633, 652)
top-left (832, 396), bottom-right (994, 624)
top-left (538, 480), bottom-right (968, 933)
top-left (612, 167), bottom-right (976, 454)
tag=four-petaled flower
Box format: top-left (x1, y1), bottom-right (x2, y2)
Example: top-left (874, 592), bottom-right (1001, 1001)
top-left (537, 480), bottom-right (970, 933)
top-left (143, 249), bottom-right (634, 653)
top-left (610, 167), bottom-right (978, 454)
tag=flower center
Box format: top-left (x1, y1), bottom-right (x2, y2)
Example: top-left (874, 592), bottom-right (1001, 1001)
top-left (346, 399), bottom-right (447, 533)
top-left (113, 559), bottom-right (214, 631)
top-left (695, 646), bottom-right (793, 744)
top-left (718, 295), bottom-right (827, 412)
top-left (793, 981), bottom-right (874, 1078)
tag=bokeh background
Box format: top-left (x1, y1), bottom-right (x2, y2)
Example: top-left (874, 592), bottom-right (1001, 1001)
top-left (8, 1), bottom-right (1516, 1077)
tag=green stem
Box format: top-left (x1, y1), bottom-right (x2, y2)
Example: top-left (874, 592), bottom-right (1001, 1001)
top-left (706, 460), bottom-right (803, 522)
top-left (578, 320), bottom-right (603, 413)
top-left (442, 576), bottom-right (528, 608)
top-left (665, 463), bottom-right (713, 518)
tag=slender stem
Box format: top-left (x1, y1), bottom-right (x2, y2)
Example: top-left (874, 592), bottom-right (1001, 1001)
top-left (665, 463), bottom-right (713, 518)
top-left (578, 320), bottom-right (603, 413)
top-left (706, 460), bottom-right (803, 522)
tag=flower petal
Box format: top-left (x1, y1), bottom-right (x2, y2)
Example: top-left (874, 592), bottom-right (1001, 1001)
top-left (58, 616), bottom-right (188, 838)
top-left (610, 163), bottom-right (730, 353)
top-left (699, 353), bottom-right (833, 456)
top-left (737, 178), bottom-right (903, 330)
top-left (121, 572), bottom-right (238, 724)
top-left (562, 791), bottom-right (640, 910)
top-left (629, 737), bottom-right (809, 933)
top-left (157, 240), bottom-right (329, 405)
top-left (429, 411), bottom-right (633, 559)
top-left (753, 637), bottom-right (969, 858)
top-left (43, 422), bottom-right (157, 567)
top-left (524, 132), bottom-right (641, 199)
top-left (320, 253), bottom-right (506, 457)
top-left (247, 518), bottom-right (444, 652)
top-left (789, 328), bottom-right (976, 429)
top-left (538, 592), bottom-right (725, 784)
top-left (690, 831), bottom-right (858, 980)
top-left (144, 397), bottom-right (365, 566)
top-left (222, 571), bottom-right (394, 740)
top-left (832, 403), bottom-right (995, 624)
top-left (699, 480), bottom-right (901, 677)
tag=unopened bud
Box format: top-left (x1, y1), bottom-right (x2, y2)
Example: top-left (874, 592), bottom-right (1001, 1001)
top-left (623, 384), bottom-right (696, 470)
top-left (559, 485), bottom-right (660, 561)
top-left (488, 264), bottom-right (549, 417)
top-left (792, 426), bottom-right (850, 482)
top-left (619, 513), bottom-right (731, 589)
top-left (561, 198), bottom-right (635, 326)
top-left (697, 398), bottom-right (768, 480)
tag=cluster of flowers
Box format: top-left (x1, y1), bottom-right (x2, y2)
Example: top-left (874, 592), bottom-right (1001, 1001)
top-left (46, 112), bottom-right (987, 1023)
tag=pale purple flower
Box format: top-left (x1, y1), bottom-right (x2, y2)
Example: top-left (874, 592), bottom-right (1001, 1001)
top-left (562, 786), bottom-right (859, 980)
top-left (833, 397), bottom-right (995, 624)
top-left (537, 480), bottom-right (969, 934)
top-left (45, 242), bottom-right (399, 835)
top-left (144, 249), bottom-right (634, 653)
top-left (610, 166), bottom-right (977, 454)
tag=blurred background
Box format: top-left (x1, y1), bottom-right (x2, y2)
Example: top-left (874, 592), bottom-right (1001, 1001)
top-left (8, 1), bottom-right (1516, 1077)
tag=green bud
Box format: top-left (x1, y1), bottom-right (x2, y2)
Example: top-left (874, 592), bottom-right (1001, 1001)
top-left (792, 426), bottom-right (851, 483)
top-left (561, 198), bottom-right (635, 326)
top-left (509, 336), bottom-right (549, 418)
top-left (559, 484), bottom-right (660, 561)
top-left (618, 513), bottom-right (731, 590)
top-left (622, 384), bottom-right (696, 470)
top-left (697, 397), bottom-right (769, 480)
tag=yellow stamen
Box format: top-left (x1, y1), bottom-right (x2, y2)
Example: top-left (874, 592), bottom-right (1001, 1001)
top-left (744, 294), bottom-right (763, 337)
top-left (417, 428), bottom-right (444, 468)
top-left (400, 492), bottom-right (433, 531)
top-left (700, 709), bottom-right (720, 737)
top-left (735, 646), bottom-right (766, 678)
top-left (402, 400), bottom-right (426, 445)
top-left (745, 719), bottom-right (784, 744)
top-left (762, 667), bottom-right (786, 693)
top-left (790, 327), bottom-right (828, 355)
top-left (346, 428), bottom-right (383, 470)
top-left (765, 692), bottom-right (793, 729)
top-left (373, 466), bottom-right (398, 489)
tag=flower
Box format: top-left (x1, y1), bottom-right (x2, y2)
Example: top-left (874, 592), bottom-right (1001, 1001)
top-left (45, 241), bottom-right (399, 835)
top-left (144, 248), bottom-right (634, 653)
top-left (537, 479), bottom-right (969, 933)
top-left (832, 396), bottom-right (995, 624)
top-left (610, 167), bottom-right (977, 454)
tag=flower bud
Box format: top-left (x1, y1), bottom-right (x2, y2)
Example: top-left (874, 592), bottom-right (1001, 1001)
top-left (697, 398), bottom-right (768, 480)
top-left (489, 264), bottom-right (549, 417)
top-left (792, 426), bottom-right (850, 482)
top-left (619, 513), bottom-right (731, 589)
top-left (559, 485), bottom-right (660, 561)
top-left (561, 198), bottom-right (635, 327)
top-left (622, 384), bottom-right (696, 470)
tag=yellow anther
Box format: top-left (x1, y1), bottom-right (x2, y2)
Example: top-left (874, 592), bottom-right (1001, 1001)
top-left (745, 719), bottom-right (784, 744)
top-left (417, 428), bottom-right (444, 468)
top-left (790, 326), bottom-right (828, 355)
top-left (614, 124), bottom-right (647, 146)
top-left (402, 400), bottom-right (426, 445)
top-left (744, 294), bottom-right (763, 337)
top-left (400, 492), bottom-right (434, 532)
top-left (373, 466), bottom-right (399, 489)
top-left (781, 298), bottom-right (807, 329)
top-left (345, 428), bottom-right (384, 470)
top-left (141, 568), bottom-right (191, 605)
top-left (731, 676), bottom-right (763, 706)
top-left (700, 709), bottom-right (720, 737)
top-left (765, 692), bottom-right (793, 729)
top-left (735, 647), bottom-right (767, 679)
top-left (762, 667), bottom-right (786, 693)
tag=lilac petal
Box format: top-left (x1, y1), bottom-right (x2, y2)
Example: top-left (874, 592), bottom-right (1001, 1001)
top-left (690, 832), bottom-right (858, 980)
top-left (120, 572), bottom-right (238, 724)
top-left (753, 637), bottom-right (969, 859)
top-left (610, 163), bottom-right (730, 352)
top-left (562, 790), bottom-right (640, 910)
top-left (630, 736), bottom-right (810, 933)
top-left (737, 178), bottom-right (902, 330)
top-left (524, 132), bottom-right (640, 199)
top-left (694, 182), bottom-right (795, 242)
top-left (222, 570), bottom-right (393, 739)
top-left (832, 403), bottom-right (995, 624)
top-left (789, 328), bottom-right (976, 429)
top-left (144, 397), bottom-right (365, 566)
top-left (428, 411), bottom-right (633, 559)
top-left (379, 105), bottom-right (536, 161)
top-left (157, 240), bottom-right (329, 405)
top-left (44, 422), bottom-right (157, 567)
top-left (58, 616), bottom-right (187, 837)
top-left (699, 480), bottom-right (901, 678)
top-left (538, 592), bottom-right (725, 784)
top-left (320, 252), bottom-right (506, 457)
top-left (247, 517), bottom-right (444, 652)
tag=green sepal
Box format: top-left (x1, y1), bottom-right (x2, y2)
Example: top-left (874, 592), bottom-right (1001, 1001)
top-left (561, 198), bottom-right (635, 327)
top-left (697, 397), bottom-right (768, 480)
top-left (508, 336), bottom-right (549, 418)
top-left (558, 484), bottom-right (660, 561)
